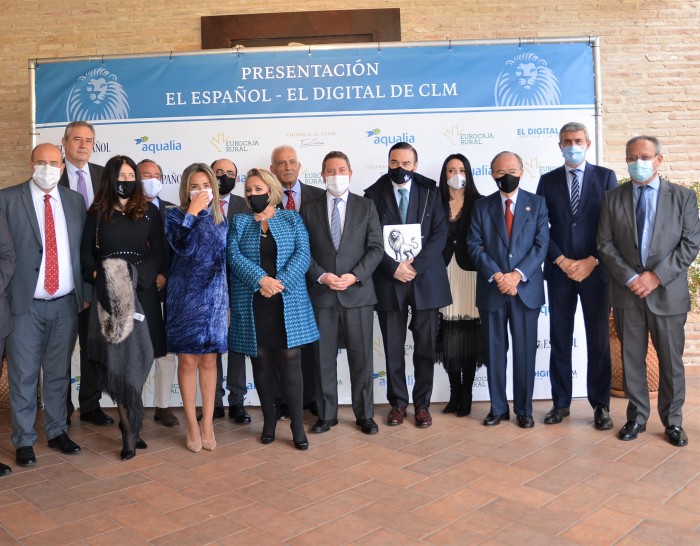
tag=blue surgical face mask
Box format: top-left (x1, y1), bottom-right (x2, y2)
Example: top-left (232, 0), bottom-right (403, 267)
top-left (628, 159), bottom-right (655, 183)
top-left (561, 145), bottom-right (586, 166)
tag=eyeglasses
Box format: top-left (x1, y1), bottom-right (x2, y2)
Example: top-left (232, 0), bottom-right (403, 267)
top-left (389, 160), bottom-right (414, 169)
top-left (34, 160), bottom-right (61, 168)
top-left (215, 169), bottom-right (236, 177)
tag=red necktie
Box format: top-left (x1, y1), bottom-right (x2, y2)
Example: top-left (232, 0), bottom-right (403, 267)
top-left (220, 200), bottom-right (226, 216)
top-left (44, 194), bottom-right (59, 295)
top-left (505, 198), bottom-right (513, 239)
top-left (284, 190), bottom-right (296, 211)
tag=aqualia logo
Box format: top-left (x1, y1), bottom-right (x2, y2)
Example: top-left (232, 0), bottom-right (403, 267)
top-left (494, 52), bottom-right (561, 107)
top-left (134, 136), bottom-right (183, 154)
top-left (367, 129), bottom-right (416, 146)
top-left (66, 66), bottom-right (130, 121)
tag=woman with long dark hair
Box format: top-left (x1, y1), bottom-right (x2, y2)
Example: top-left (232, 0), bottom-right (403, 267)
top-left (81, 155), bottom-right (166, 460)
top-left (437, 153), bottom-right (484, 416)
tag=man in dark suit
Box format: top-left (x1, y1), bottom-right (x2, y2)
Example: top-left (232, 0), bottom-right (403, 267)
top-left (364, 142), bottom-right (451, 428)
top-left (301, 151), bottom-right (384, 434)
top-left (536, 122), bottom-right (618, 429)
top-left (468, 151), bottom-right (549, 428)
top-left (597, 135), bottom-right (700, 447)
top-left (137, 159), bottom-right (179, 428)
top-left (58, 121), bottom-right (113, 427)
top-left (270, 145), bottom-right (324, 418)
top-left (0, 196), bottom-right (15, 476)
top-left (211, 158), bottom-right (251, 424)
top-left (1, 143), bottom-right (85, 467)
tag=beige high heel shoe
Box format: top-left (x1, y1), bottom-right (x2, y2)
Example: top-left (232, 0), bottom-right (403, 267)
top-left (186, 426), bottom-right (202, 453)
top-left (201, 424), bottom-right (216, 451)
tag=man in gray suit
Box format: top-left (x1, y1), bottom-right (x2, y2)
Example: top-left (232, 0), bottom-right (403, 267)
top-left (0, 197), bottom-right (15, 476)
top-left (597, 135), bottom-right (700, 447)
top-left (210, 158), bottom-right (251, 424)
top-left (1, 143), bottom-right (85, 467)
top-left (301, 151), bottom-right (384, 434)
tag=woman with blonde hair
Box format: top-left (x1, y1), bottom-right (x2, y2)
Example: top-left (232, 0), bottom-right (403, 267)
top-left (227, 168), bottom-right (318, 450)
top-left (165, 163), bottom-right (228, 452)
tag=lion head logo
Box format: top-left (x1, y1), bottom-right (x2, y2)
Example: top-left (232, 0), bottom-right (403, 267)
top-left (494, 52), bottom-right (560, 107)
top-left (66, 67), bottom-right (130, 121)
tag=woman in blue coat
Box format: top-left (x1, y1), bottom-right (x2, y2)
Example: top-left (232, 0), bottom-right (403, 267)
top-left (227, 168), bottom-right (319, 450)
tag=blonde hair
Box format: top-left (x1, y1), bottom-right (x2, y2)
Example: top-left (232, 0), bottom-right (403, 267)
top-left (245, 168), bottom-right (283, 209)
top-left (179, 163), bottom-right (224, 225)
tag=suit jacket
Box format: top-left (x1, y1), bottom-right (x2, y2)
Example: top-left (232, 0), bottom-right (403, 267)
top-left (467, 189), bottom-right (549, 311)
top-left (441, 197), bottom-right (478, 270)
top-left (364, 172), bottom-right (451, 311)
top-left (227, 210), bottom-right (319, 356)
top-left (58, 161), bottom-right (104, 196)
top-left (280, 182), bottom-right (325, 212)
top-left (0, 195), bottom-right (16, 339)
top-left (0, 180), bottom-right (86, 315)
top-left (226, 194), bottom-right (249, 218)
top-left (597, 177), bottom-right (700, 315)
top-left (301, 191), bottom-right (383, 309)
top-left (536, 163), bottom-right (617, 284)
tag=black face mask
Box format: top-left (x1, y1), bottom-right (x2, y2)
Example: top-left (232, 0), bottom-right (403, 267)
top-left (495, 173), bottom-right (520, 194)
top-left (248, 193), bottom-right (270, 214)
top-left (217, 174), bottom-right (236, 195)
top-left (115, 180), bottom-right (137, 199)
top-left (389, 167), bottom-right (413, 185)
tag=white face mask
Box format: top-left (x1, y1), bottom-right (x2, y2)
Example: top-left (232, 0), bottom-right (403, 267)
top-left (189, 188), bottom-right (213, 205)
top-left (141, 178), bottom-right (162, 198)
top-left (32, 164), bottom-right (61, 190)
top-left (446, 174), bottom-right (466, 190)
top-left (325, 175), bottom-right (350, 197)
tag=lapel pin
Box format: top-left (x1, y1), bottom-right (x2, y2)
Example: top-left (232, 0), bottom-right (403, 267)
top-left (525, 206), bottom-right (531, 212)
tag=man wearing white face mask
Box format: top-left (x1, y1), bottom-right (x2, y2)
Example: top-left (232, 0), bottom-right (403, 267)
top-left (598, 135), bottom-right (700, 447)
top-left (1, 143), bottom-right (86, 467)
top-left (300, 151), bottom-right (384, 434)
top-left (536, 122), bottom-right (618, 430)
top-left (137, 159), bottom-right (180, 428)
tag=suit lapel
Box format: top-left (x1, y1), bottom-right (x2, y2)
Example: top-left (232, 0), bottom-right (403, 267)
top-left (487, 194), bottom-right (510, 248)
top-left (382, 182), bottom-right (402, 224)
top-left (648, 179), bottom-right (671, 262)
top-left (20, 182), bottom-right (42, 245)
top-left (620, 182), bottom-right (637, 240)
top-left (314, 194), bottom-right (334, 248)
top-left (59, 187), bottom-right (79, 247)
top-left (557, 169), bottom-right (573, 219)
top-left (511, 191), bottom-right (530, 246)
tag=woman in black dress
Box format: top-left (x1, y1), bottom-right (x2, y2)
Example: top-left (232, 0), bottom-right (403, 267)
top-left (81, 155), bottom-right (166, 460)
top-left (437, 153), bottom-right (484, 417)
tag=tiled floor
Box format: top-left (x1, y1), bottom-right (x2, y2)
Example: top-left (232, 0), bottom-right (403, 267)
top-left (1, 374), bottom-right (699, 545)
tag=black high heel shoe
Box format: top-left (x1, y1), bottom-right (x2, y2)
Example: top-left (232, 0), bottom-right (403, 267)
top-left (261, 432), bottom-right (276, 444)
top-left (293, 436), bottom-right (309, 450)
top-left (135, 436), bottom-right (148, 449)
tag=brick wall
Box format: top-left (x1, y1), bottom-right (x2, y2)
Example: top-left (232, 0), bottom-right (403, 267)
top-left (2, 0), bottom-right (699, 360)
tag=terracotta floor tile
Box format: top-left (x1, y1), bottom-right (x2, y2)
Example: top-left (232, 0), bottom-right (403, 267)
top-left (150, 514), bottom-right (242, 545)
top-left (542, 482), bottom-right (617, 517)
top-left (413, 487), bottom-right (496, 524)
top-left (351, 526), bottom-right (430, 545)
top-left (177, 469), bottom-right (261, 501)
top-left (424, 509), bottom-right (510, 544)
top-left (236, 479), bottom-right (314, 513)
top-left (164, 491), bottom-right (254, 526)
top-left (287, 513), bottom-right (380, 546)
top-left (560, 506), bottom-right (641, 544)
top-left (525, 461), bottom-right (596, 494)
top-left (468, 475), bottom-right (557, 507)
top-left (0, 527), bottom-right (20, 545)
top-left (408, 462), bottom-right (482, 499)
top-left (21, 514), bottom-right (117, 546)
top-left (626, 519), bottom-right (700, 545)
top-left (123, 480), bottom-right (194, 513)
top-left (482, 524), bottom-right (573, 545)
top-left (16, 479), bottom-right (79, 512)
top-left (44, 491), bottom-right (137, 526)
top-left (289, 490), bottom-right (373, 526)
top-left (242, 461), bottom-right (314, 490)
top-left (477, 497), bottom-right (579, 535)
top-left (228, 501), bottom-right (317, 541)
top-left (351, 459), bottom-right (427, 488)
top-left (510, 445), bottom-right (575, 473)
top-left (402, 448), bottom-right (471, 477)
top-left (354, 500), bottom-right (444, 539)
top-left (352, 478), bottom-right (434, 511)
top-left (107, 502), bottom-right (183, 541)
top-left (85, 453), bottom-right (164, 481)
top-left (291, 468), bottom-right (371, 501)
top-left (83, 527), bottom-right (151, 545)
top-left (69, 471), bottom-right (151, 501)
top-left (0, 500), bottom-right (56, 538)
top-left (36, 460), bottom-right (96, 489)
top-left (218, 527), bottom-right (283, 545)
top-left (666, 474), bottom-right (700, 513)
top-left (609, 493), bottom-right (700, 530)
top-left (0, 489), bottom-right (22, 509)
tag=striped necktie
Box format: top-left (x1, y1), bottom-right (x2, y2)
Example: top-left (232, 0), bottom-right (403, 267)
top-left (330, 197), bottom-right (342, 250)
top-left (570, 169), bottom-right (581, 216)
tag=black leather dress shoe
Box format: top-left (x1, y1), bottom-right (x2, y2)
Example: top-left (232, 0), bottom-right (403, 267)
top-left (357, 418), bottom-right (379, 434)
top-left (618, 421), bottom-right (646, 441)
top-left (311, 419), bottom-right (338, 433)
top-left (0, 463), bottom-right (11, 477)
top-left (80, 408), bottom-right (115, 426)
top-left (594, 405), bottom-right (613, 430)
top-left (483, 411), bottom-right (510, 426)
top-left (229, 404), bottom-right (252, 424)
top-left (16, 446), bottom-right (36, 467)
top-left (516, 415), bottom-right (535, 429)
top-left (48, 433), bottom-right (81, 454)
top-left (544, 406), bottom-right (570, 424)
top-left (665, 425), bottom-right (688, 447)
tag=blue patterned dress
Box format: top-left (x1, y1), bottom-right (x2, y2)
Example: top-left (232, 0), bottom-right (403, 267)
top-left (165, 207), bottom-right (228, 354)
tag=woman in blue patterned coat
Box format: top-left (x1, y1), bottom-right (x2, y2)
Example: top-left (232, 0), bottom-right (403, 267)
top-left (166, 163), bottom-right (228, 453)
top-left (228, 168), bottom-right (319, 450)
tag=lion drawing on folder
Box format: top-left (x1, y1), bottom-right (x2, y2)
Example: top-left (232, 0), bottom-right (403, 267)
top-left (388, 229), bottom-right (419, 261)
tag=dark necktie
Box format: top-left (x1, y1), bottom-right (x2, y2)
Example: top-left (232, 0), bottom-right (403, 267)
top-left (570, 169), bottom-right (581, 216)
top-left (44, 194), bottom-right (59, 295)
top-left (284, 190), bottom-right (296, 211)
top-left (398, 188), bottom-right (408, 224)
top-left (330, 197), bottom-right (342, 250)
top-left (636, 185), bottom-right (647, 263)
top-left (505, 198), bottom-right (514, 239)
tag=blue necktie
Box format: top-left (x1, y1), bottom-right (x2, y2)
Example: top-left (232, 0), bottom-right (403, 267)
top-left (398, 188), bottom-right (408, 224)
top-left (570, 169), bottom-right (581, 216)
top-left (330, 197), bottom-right (341, 250)
top-left (636, 185), bottom-right (647, 264)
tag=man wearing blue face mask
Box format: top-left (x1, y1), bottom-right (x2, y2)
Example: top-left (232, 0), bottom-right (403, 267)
top-left (536, 122), bottom-right (618, 430)
top-left (598, 136), bottom-right (700, 447)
